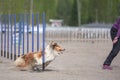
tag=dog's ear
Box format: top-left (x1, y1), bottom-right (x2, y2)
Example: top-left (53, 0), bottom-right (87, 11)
top-left (49, 41), bottom-right (55, 45)
top-left (48, 41), bottom-right (57, 49)
top-left (51, 41), bottom-right (57, 46)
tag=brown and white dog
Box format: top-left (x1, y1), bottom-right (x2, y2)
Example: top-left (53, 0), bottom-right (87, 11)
top-left (14, 41), bottom-right (65, 71)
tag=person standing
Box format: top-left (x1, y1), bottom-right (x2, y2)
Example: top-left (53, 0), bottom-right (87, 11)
top-left (103, 17), bottom-right (120, 70)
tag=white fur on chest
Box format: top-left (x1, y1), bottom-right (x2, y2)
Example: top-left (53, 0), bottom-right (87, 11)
top-left (35, 45), bottom-right (57, 65)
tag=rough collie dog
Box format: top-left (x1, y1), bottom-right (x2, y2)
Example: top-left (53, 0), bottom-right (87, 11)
top-left (14, 41), bottom-right (65, 71)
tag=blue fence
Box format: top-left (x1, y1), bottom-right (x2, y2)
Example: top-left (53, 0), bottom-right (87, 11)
top-left (0, 13), bottom-right (46, 63)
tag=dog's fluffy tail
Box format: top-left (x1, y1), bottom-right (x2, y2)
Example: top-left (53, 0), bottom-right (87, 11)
top-left (14, 56), bottom-right (26, 67)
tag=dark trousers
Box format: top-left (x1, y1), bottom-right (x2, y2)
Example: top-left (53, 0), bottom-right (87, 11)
top-left (103, 27), bottom-right (120, 66)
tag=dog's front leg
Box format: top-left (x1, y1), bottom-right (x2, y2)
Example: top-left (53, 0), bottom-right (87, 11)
top-left (32, 59), bottom-right (42, 71)
top-left (31, 64), bottom-right (42, 72)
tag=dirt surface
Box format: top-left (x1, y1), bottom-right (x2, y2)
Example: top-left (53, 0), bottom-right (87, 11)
top-left (0, 41), bottom-right (120, 80)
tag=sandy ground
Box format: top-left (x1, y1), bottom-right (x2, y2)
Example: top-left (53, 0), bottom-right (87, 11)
top-left (0, 40), bottom-right (120, 80)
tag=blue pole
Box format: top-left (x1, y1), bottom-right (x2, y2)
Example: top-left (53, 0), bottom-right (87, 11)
top-left (0, 15), bottom-right (3, 56)
top-left (18, 14), bottom-right (21, 56)
top-left (10, 14), bottom-right (13, 59)
top-left (0, 14), bottom-right (2, 54)
top-left (26, 13), bottom-right (29, 53)
top-left (4, 15), bottom-right (6, 57)
top-left (14, 14), bottom-right (16, 60)
top-left (22, 14), bottom-right (25, 54)
top-left (7, 14), bottom-right (10, 58)
top-left (32, 13), bottom-right (34, 52)
top-left (0, 14), bottom-right (1, 55)
top-left (42, 12), bottom-right (46, 71)
top-left (37, 13), bottom-right (39, 51)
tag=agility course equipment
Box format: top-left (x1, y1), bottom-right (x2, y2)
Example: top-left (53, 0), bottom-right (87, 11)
top-left (0, 13), bottom-right (46, 70)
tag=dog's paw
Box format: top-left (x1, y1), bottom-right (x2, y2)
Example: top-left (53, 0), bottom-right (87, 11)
top-left (32, 65), bottom-right (43, 72)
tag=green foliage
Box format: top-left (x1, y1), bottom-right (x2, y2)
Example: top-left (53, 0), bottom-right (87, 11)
top-left (55, 0), bottom-right (73, 25)
top-left (0, 0), bottom-right (120, 26)
top-left (81, 0), bottom-right (120, 24)
top-left (68, 0), bottom-right (78, 26)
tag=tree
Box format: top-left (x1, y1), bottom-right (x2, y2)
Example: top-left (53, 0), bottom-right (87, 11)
top-left (68, 0), bottom-right (78, 26)
top-left (56, 0), bottom-right (73, 25)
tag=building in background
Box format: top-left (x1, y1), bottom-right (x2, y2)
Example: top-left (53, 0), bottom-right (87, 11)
top-left (49, 19), bottom-right (63, 27)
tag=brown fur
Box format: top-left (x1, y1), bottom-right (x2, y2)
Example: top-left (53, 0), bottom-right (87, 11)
top-left (16, 51), bottom-right (45, 67)
top-left (16, 52), bottom-right (34, 67)
top-left (14, 41), bottom-right (65, 70)
top-left (22, 52), bottom-right (34, 67)
top-left (34, 51), bottom-right (43, 59)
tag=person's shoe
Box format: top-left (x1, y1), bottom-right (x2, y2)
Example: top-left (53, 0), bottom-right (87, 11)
top-left (102, 65), bottom-right (112, 70)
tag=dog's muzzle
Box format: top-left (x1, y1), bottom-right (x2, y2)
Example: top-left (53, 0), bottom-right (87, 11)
top-left (58, 48), bottom-right (65, 54)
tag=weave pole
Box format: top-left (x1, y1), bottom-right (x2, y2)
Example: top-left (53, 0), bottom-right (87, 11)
top-left (42, 12), bottom-right (46, 71)
top-left (32, 14), bottom-right (34, 52)
top-left (4, 15), bottom-right (7, 57)
top-left (36, 13), bottom-right (40, 51)
top-left (13, 14), bottom-right (16, 60)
